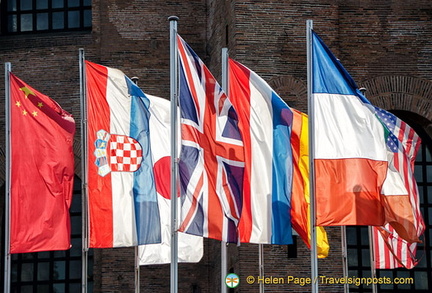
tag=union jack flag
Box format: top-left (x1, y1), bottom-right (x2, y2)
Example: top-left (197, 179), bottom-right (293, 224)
top-left (372, 107), bottom-right (424, 269)
top-left (177, 35), bottom-right (245, 243)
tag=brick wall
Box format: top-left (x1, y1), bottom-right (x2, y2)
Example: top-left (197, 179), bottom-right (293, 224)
top-left (90, 1), bottom-right (210, 292)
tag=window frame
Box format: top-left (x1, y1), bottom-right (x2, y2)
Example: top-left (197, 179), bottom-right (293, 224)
top-left (1, 0), bottom-right (92, 35)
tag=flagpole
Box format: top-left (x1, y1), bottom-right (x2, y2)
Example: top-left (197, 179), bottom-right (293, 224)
top-left (259, 244), bottom-right (264, 293)
top-left (135, 247), bottom-right (140, 293)
top-left (4, 62), bottom-right (12, 293)
top-left (306, 19), bottom-right (319, 293)
top-left (169, 15), bottom-right (179, 293)
top-left (130, 76), bottom-right (141, 293)
top-left (341, 227), bottom-right (349, 293)
top-left (357, 86), bottom-right (377, 293)
top-left (368, 226), bottom-right (378, 293)
top-left (79, 48), bottom-right (89, 293)
top-left (220, 47), bottom-right (229, 293)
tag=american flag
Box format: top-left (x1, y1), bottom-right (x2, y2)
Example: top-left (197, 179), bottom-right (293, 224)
top-left (177, 35), bottom-right (245, 243)
top-left (372, 107), bottom-right (424, 269)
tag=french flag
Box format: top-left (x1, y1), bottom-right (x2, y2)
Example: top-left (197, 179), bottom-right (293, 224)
top-left (312, 31), bottom-right (403, 228)
top-left (85, 61), bottom-right (161, 248)
top-left (228, 59), bottom-right (294, 244)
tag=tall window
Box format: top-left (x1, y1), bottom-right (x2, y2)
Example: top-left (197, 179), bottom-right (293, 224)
top-left (10, 176), bottom-right (93, 293)
top-left (1, 0), bottom-right (91, 35)
top-left (347, 124), bottom-right (432, 292)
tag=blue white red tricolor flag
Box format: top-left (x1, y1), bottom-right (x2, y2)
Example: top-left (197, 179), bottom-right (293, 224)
top-left (85, 61), bottom-right (161, 248)
top-left (312, 31), bottom-right (408, 228)
top-left (311, 30), bottom-right (423, 266)
top-left (372, 108), bottom-right (424, 269)
top-left (177, 35), bottom-right (245, 243)
top-left (228, 59), bottom-right (294, 244)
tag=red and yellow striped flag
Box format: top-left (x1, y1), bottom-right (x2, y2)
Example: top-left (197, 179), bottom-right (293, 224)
top-left (291, 109), bottom-right (329, 258)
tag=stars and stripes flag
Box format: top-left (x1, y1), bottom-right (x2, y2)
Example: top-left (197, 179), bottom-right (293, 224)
top-left (372, 108), bottom-right (424, 269)
top-left (177, 35), bottom-right (245, 243)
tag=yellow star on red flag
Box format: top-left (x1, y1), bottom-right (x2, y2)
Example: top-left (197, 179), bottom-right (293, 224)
top-left (20, 86), bottom-right (35, 98)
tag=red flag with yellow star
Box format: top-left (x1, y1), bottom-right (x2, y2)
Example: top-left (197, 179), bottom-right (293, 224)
top-left (9, 73), bottom-right (75, 253)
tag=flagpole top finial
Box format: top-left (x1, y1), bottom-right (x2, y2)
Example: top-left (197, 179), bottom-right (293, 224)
top-left (168, 16), bottom-right (179, 21)
top-left (131, 77), bottom-right (139, 85)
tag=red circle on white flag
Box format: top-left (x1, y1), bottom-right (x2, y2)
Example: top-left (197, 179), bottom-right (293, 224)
top-left (153, 156), bottom-right (172, 199)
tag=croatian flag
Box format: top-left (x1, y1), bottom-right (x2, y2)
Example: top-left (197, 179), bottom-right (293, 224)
top-left (85, 61), bottom-right (161, 248)
top-left (312, 31), bottom-right (407, 227)
top-left (139, 94), bottom-right (203, 265)
top-left (177, 35), bottom-right (245, 243)
top-left (228, 58), bottom-right (293, 244)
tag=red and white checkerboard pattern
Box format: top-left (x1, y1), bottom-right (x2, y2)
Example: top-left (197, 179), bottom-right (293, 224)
top-left (109, 134), bottom-right (143, 172)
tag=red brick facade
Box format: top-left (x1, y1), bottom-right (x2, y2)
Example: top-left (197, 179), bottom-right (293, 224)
top-left (1, 1), bottom-right (431, 292)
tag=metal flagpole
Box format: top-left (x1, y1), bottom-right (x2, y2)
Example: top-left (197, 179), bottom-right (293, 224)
top-left (356, 86), bottom-right (378, 293)
top-left (131, 76), bottom-right (141, 293)
top-left (221, 241), bottom-right (227, 293)
top-left (358, 86), bottom-right (377, 293)
top-left (79, 48), bottom-right (89, 293)
top-left (135, 247), bottom-right (140, 293)
top-left (341, 227), bottom-right (349, 293)
top-left (4, 62), bottom-right (12, 293)
top-left (169, 15), bottom-right (179, 293)
top-left (221, 47), bottom-right (229, 293)
top-left (368, 227), bottom-right (378, 293)
top-left (306, 19), bottom-right (319, 293)
top-left (259, 244), bottom-right (264, 293)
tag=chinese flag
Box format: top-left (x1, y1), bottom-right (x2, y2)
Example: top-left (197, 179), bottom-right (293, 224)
top-left (9, 73), bottom-right (75, 253)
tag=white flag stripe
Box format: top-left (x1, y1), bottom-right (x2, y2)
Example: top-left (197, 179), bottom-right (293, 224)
top-left (106, 67), bottom-right (136, 247)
